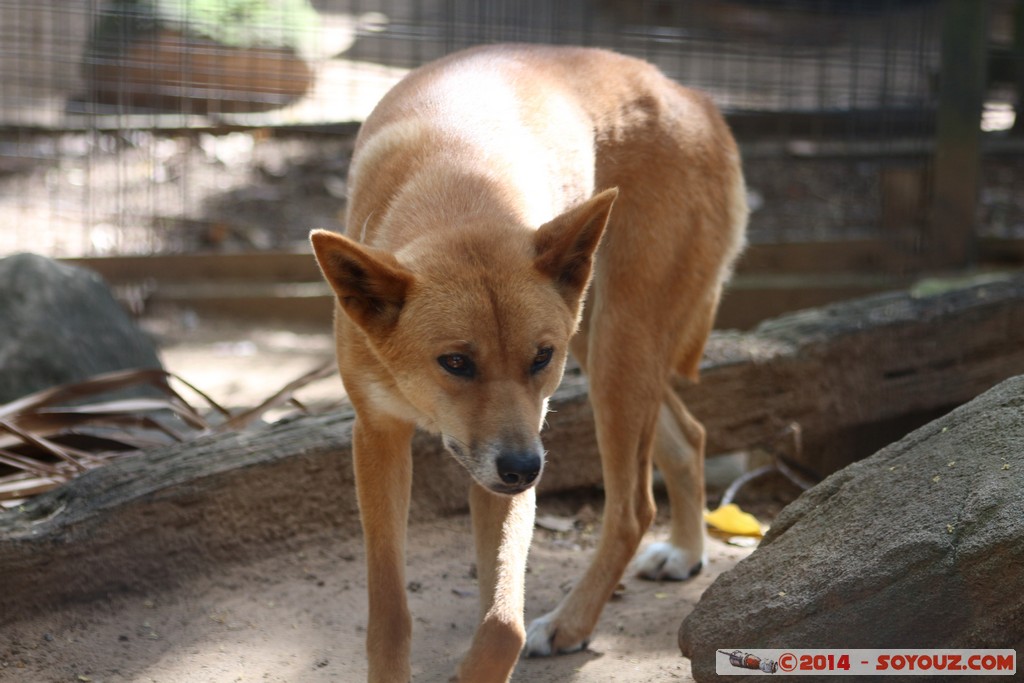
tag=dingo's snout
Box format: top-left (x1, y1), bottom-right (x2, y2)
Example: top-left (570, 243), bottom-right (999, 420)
top-left (495, 449), bottom-right (542, 492)
top-left (444, 433), bottom-right (546, 495)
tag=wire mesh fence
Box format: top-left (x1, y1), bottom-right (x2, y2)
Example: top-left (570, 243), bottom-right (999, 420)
top-left (0, 1), bottom-right (1019, 259)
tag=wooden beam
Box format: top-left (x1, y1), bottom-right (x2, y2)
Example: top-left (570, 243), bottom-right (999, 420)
top-left (66, 241), bottom-right (1023, 330)
top-left (978, 236), bottom-right (1024, 265)
top-left (65, 251), bottom-right (322, 284)
top-left (66, 239), bottom-right (932, 286)
top-left (130, 272), bottom-right (917, 331)
top-left (735, 239), bottom-right (926, 275)
top-left (930, 0), bottom-right (988, 267)
top-left (718, 272), bottom-right (916, 329)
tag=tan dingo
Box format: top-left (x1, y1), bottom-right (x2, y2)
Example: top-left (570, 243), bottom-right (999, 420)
top-left (311, 44), bottom-right (747, 682)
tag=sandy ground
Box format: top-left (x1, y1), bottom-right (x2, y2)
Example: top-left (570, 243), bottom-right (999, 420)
top-left (1, 319), bottom-right (760, 682)
top-left (2, 507), bottom-right (755, 683)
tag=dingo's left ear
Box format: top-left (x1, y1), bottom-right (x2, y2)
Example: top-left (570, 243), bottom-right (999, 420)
top-left (310, 229), bottom-right (413, 334)
top-left (533, 188), bottom-right (617, 311)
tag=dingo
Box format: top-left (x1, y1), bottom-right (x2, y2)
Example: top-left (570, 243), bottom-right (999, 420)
top-left (311, 44), bottom-right (747, 682)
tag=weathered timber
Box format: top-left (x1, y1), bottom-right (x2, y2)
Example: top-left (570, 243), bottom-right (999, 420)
top-left (2, 275), bottom-right (1023, 622)
top-left (688, 274), bottom-right (1024, 473)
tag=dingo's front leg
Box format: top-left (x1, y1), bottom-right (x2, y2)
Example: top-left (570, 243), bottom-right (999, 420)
top-left (455, 484), bottom-right (536, 682)
top-left (525, 336), bottom-right (662, 657)
top-left (354, 415), bottom-right (416, 683)
top-left (523, 402), bottom-right (659, 657)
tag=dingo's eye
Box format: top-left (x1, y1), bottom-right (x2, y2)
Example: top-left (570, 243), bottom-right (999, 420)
top-left (531, 346), bottom-right (554, 374)
top-left (438, 353), bottom-right (475, 378)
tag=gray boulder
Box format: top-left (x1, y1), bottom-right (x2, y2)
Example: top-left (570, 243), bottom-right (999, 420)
top-left (0, 253), bottom-right (162, 403)
top-left (680, 374), bottom-right (1024, 681)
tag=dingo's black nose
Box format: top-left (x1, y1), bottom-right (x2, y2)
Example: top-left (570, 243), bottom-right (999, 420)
top-left (496, 451), bottom-right (541, 488)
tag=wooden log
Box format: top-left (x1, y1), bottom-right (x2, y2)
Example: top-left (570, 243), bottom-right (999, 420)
top-left (2, 275), bottom-right (1023, 623)
top-left (686, 274), bottom-right (1024, 473)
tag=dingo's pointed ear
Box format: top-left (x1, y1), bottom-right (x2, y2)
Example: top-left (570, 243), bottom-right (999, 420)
top-left (533, 188), bottom-right (617, 310)
top-left (310, 229), bottom-right (413, 333)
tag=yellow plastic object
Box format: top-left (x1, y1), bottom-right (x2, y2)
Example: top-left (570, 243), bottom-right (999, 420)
top-left (705, 503), bottom-right (763, 537)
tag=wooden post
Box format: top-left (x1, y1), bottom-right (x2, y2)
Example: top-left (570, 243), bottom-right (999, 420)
top-left (930, 0), bottom-right (988, 267)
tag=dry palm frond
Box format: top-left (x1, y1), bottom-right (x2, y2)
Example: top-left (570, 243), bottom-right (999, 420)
top-left (215, 363), bottom-right (336, 432)
top-left (0, 363), bottom-right (336, 508)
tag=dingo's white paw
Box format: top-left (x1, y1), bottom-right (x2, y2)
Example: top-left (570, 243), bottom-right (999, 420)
top-left (634, 541), bottom-right (705, 581)
top-left (524, 612), bottom-right (589, 658)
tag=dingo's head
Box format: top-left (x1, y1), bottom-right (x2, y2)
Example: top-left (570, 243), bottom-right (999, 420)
top-left (311, 189), bottom-right (616, 495)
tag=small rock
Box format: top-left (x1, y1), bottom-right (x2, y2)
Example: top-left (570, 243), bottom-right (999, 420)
top-left (535, 514), bottom-right (576, 533)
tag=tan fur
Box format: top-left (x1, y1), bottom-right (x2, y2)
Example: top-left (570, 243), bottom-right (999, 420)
top-left (311, 44), bottom-right (747, 682)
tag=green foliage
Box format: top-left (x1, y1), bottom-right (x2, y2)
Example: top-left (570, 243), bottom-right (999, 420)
top-left (88, 0), bottom-right (321, 57)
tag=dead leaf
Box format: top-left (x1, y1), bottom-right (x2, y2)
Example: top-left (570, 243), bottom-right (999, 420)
top-left (0, 363), bottom-right (338, 504)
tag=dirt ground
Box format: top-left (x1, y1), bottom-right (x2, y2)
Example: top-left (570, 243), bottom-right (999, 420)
top-left (0, 319), bottom-right (761, 683)
top-left (1, 507), bottom-right (755, 683)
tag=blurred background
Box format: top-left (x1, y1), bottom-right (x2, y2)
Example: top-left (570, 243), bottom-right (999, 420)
top-left (0, 0), bottom-right (1021, 328)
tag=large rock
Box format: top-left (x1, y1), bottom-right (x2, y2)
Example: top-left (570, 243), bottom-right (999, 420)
top-left (679, 375), bottom-right (1024, 681)
top-left (0, 253), bottom-right (162, 403)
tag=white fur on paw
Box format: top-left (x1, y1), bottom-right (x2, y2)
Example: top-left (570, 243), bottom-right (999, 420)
top-left (634, 541), bottom-right (706, 581)
top-left (525, 613), bottom-right (556, 657)
top-left (524, 612), bottom-right (588, 657)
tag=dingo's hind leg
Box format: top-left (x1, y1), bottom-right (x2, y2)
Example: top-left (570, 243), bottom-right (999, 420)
top-left (635, 390), bottom-right (707, 580)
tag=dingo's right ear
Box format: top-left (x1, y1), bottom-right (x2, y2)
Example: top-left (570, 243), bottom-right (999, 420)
top-left (310, 229), bottom-right (414, 333)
